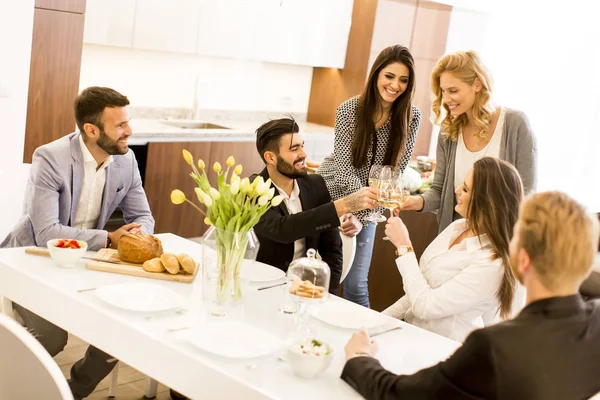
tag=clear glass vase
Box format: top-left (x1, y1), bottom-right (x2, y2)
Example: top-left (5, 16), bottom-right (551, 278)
top-left (201, 226), bottom-right (260, 317)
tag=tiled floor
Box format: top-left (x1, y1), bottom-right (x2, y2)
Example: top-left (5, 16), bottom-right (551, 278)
top-left (58, 334), bottom-right (174, 400)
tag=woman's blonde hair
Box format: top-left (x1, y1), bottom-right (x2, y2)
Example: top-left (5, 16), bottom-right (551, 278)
top-left (431, 51), bottom-right (495, 141)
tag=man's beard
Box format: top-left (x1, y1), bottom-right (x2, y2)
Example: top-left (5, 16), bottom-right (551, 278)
top-left (97, 129), bottom-right (128, 155)
top-left (276, 156), bottom-right (307, 179)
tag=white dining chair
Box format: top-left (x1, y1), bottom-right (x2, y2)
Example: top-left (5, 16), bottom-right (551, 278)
top-left (315, 217), bottom-right (356, 283)
top-left (339, 229), bottom-right (356, 283)
top-left (0, 314), bottom-right (74, 400)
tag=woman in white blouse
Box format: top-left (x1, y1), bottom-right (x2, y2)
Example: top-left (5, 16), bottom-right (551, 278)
top-left (383, 157), bottom-right (525, 342)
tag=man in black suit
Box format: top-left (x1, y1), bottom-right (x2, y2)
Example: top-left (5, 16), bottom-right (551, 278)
top-left (251, 118), bottom-right (378, 293)
top-left (341, 191), bottom-right (600, 400)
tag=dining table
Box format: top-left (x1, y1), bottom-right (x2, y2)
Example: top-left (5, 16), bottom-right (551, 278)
top-left (0, 233), bottom-right (460, 399)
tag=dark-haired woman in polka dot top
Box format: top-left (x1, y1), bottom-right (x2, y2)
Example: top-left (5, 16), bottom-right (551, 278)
top-left (318, 45), bottom-right (422, 308)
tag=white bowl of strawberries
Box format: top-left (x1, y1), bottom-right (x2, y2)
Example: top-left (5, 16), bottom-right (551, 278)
top-left (47, 239), bottom-right (88, 268)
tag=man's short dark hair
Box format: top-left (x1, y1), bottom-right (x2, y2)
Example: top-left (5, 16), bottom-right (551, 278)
top-left (255, 117), bottom-right (300, 163)
top-left (74, 86), bottom-right (130, 133)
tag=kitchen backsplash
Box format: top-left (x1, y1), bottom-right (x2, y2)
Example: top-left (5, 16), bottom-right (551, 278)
top-left (130, 107), bottom-right (308, 123)
top-left (79, 45), bottom-right (314, 114)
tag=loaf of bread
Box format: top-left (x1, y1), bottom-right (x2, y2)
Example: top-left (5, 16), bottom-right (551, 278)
top-left (118, 234), bottom-right (163, 264)
top-left (160, 253), bottom-right (180, 275)
top-left (176, 254), bottom-right (196, 274)
top-left (142, 257), bottom-right (165, 273)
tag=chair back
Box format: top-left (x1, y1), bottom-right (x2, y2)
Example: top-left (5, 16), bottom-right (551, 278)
top-left (339, 231), bottom-right (356, 283)
top-left (0, 314), bottom-right (73, 399)
top-left (0, 163), bottom-right (31, 242)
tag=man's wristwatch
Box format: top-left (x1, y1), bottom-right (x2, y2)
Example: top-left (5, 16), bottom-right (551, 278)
top-left (106, 235), bottom-right (112, 249)
top-left (395, 245), bottom-right (413, 257)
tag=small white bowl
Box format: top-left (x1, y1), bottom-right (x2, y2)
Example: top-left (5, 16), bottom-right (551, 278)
top-left (286, 338), bottom-right (334, 379)
top-left (46, 239), bottom-right (88, 268)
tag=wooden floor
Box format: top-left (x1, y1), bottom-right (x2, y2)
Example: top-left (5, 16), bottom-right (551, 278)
top-left (58, 334), bottom-right (174, 400)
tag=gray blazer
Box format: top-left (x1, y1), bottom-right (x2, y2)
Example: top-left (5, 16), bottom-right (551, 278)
top-left (421, 108), bottom-right (537, 233)
top-left (1, 132), bottom-right (154, 250)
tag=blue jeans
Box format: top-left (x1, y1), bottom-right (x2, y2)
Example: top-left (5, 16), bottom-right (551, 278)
top-left (343, 223), bottom-right (376, 308)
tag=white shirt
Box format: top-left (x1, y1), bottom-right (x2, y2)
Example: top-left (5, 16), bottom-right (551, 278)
top-left (454, 107), bottom-right (505, 191)
top-left (383, 219), bottom-right (526, 343)
top-left (73, 135), bottom-right (113, 229)
top-left (273, 180), bottom-right (306, 260)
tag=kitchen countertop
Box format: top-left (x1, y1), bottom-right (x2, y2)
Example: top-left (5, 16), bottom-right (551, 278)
top-left (128, 118), bottom-right (334, 145)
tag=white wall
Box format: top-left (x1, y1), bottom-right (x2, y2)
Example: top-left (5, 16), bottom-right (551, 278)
top-left (441, 0), bottom-right (600, 211)
top-left (79, 45), bottom-right (314, 113)
top-left (0, 0), bottom-right (34, 170)
top-left (480, 0), bottom-right (600, 211)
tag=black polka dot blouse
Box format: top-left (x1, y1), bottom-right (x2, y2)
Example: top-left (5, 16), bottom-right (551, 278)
top-left (317, 96), bottom-right (422, 226)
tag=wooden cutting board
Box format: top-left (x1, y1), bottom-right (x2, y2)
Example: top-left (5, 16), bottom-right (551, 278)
top-left (86, 248), bottom-right (197, 283)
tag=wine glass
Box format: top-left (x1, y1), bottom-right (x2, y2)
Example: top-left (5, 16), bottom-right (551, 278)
top-left (366, 165), bottom-right (391, 223)
top-left (380, 172), bottom-right (410, 241)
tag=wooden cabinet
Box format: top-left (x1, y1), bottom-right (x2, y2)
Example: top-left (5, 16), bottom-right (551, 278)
top-left (24, 8), bottom-right (85, 162)
top-left (132, 0), bottom-right (201, 54)
top-left (144, 141), bottom-right (265, 238)
top-left (83, 0), bottom-right (135, 47)
top-left (35, 0), bottom-right (85, 13)
top-left (368, 211), bottom-right (439, 312)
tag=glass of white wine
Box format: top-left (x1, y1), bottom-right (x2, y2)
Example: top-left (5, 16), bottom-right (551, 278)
top-left (380, 173), bottom-right (410, 240)
top-left (366, 165), bottom-right (392, 223)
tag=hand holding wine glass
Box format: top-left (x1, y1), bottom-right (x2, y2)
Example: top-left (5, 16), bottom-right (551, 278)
top-left (366, 165), bottom-right (392, 223)
top-left (380, 173), bottom-right (410, 240)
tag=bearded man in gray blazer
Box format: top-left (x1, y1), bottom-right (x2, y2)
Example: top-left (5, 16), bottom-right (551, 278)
top-left (1, 86), bottom-right (154, 399)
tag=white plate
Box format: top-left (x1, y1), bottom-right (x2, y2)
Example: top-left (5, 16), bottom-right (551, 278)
top-left (240, 260), bottom-right (285, 282)
top-left (314, 300), bottom-right (388, 330)
top-left (94, 283), bottom-right (186, 313)
top-left (186, 321), bottom-right (282, 359)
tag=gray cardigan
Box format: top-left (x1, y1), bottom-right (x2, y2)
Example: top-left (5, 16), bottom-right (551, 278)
top-left (421, 108), bottom-right (537, 233)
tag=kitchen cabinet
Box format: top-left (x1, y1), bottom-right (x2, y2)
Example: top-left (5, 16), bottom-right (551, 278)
top-left (369, 211), bottom-right (439, 311)
top-left (35, 0), bottom-right (85, 13)
top-left (83, 0), bottom-right (135, 48)
top-left (132, 0), bottom-right (201, 54)
top-left (24, 8), bottom-right (85, 163)
top-left (196, 0), bottom-right (353, 68)
top-left (82, 0), bottom-right (352, 68)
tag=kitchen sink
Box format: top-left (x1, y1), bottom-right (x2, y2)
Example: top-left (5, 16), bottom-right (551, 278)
top-left (163, 120), bottom-right (231, 130)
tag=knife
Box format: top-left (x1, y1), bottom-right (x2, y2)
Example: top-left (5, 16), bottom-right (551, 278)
top-left (370, 325), bottom-right (402, 337)
top-left (25, 247), bottom-right (121, 264)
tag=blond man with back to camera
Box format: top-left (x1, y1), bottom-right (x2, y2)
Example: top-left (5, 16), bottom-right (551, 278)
top-left (341, 191), bottom-right (600, 400)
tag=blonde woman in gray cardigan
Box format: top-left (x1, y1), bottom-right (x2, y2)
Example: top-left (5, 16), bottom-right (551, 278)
top-left (402, 51), bottom-right (537, 233)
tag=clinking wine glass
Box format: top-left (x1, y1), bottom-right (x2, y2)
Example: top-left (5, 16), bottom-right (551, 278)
top-left (380, 174), bottom-right (410, 241)
top-left (366, 165), bottom-right (392, 223)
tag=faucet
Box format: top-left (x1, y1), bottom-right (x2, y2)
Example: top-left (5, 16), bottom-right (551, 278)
top-left (192, 76), bottom-right (202, 121)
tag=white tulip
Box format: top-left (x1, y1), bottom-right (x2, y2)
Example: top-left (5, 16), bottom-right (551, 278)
top-left (209, 187), bottom-right (221, 200)
top-left (258, 195), bottom-right (269, 206)
top-left (230, 180), bottom-right (240, 195)
top-left (270, 195), bottom-right (284, 207)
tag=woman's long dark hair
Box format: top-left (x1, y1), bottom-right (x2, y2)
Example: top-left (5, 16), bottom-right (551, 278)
top-left (351, 45), bottom-right (416, 168)
top-left (468, 157), bottom-right (524, 319)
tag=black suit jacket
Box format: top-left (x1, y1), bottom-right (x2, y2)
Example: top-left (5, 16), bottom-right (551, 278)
top-left (251, 168), bottom-right (343, 293)
top-left (342, 295), bottom-right (600, 400)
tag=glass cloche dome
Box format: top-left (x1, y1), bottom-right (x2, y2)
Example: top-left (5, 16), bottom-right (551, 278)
top-left (286, 248), bottom-right (331, 303)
